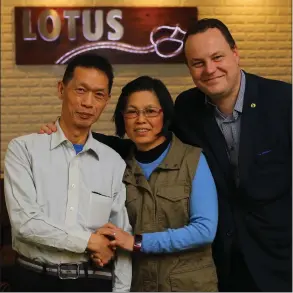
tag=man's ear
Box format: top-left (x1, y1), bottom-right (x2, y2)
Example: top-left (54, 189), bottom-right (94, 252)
top-left (57, 81), bottom-right (65, 100)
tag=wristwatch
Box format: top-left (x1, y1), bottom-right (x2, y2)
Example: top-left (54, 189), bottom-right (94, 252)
top-left (133, 234), bottom-right (142, 252)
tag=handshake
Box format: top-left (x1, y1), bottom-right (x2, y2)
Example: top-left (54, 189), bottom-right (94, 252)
top-left (86, 223), bottom-right (135, 266)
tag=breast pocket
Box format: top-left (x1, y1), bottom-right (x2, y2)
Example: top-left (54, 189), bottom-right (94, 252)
top-left (87, 191), bottom-right (112, 230)
top-left (255, 149), bottom-right (284, 165)
top-left (253, 147), bottom-right (289, 180)
top-left (157, 185), bottom-right (190, 229)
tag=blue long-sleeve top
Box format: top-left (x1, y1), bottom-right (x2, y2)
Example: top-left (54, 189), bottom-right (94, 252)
top-left (137, 146), bottom-right (218, 254)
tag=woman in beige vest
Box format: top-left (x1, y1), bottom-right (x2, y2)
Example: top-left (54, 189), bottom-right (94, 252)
top-left (99, 76), bottom-right (218, 291)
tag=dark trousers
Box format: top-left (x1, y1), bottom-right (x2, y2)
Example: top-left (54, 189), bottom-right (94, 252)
top-left (218, 248), bottom-right (260, 292)
top-left (10, 264), bottom-right (112, 292)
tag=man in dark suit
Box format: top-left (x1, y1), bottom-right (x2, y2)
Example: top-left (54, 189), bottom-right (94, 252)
top-left (172, 18), bottom-right (292, 292)
top-left (37, 19), bottom-right (291, 291)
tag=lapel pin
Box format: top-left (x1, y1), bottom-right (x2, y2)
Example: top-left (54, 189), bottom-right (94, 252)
top-left (251, 103), bottom-right (256, 108)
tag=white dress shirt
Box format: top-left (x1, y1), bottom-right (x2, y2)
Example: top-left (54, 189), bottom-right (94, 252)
top-left (4, 121), bottom-right (132, 291)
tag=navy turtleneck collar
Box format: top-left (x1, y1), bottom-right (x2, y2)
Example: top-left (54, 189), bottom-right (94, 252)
top-left (135, 132), bottom-right (172, 163)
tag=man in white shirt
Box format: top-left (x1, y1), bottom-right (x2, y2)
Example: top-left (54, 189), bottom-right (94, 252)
top-left (4, 54), bottom-right (132, 292)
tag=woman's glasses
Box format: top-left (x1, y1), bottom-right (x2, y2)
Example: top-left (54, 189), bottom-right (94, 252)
top-left (123, 107), bottom-right (163, 119)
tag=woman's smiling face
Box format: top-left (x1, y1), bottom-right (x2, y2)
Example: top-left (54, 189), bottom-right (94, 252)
top-left (123, 90), bottom-right (165, 151)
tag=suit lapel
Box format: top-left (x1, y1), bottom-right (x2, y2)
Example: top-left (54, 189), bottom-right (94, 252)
top-left (199, 102), bottom-right (235, 185)
top-left (238, 74), bottom-right (259, 182)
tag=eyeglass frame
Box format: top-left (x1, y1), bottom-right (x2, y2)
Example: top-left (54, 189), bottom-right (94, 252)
top-left (122, 107), bottom-right (163, 119)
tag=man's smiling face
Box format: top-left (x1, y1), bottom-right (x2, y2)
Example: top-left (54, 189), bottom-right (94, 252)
top-left (184, 28), bottom-right (241, 101)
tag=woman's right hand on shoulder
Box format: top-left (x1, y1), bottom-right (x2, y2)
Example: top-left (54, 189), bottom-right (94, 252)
top-left (38, 122), bottom-right (57, 134)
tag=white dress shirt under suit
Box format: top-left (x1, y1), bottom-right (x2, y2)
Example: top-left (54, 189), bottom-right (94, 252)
top-left (4, 121), bottom-right (132, 291)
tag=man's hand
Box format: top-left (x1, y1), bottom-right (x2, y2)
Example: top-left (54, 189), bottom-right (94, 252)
top-left (38, 121), bottom-right (57, 134)
top-left (97, 223), bottom-right (135, 252)
top-left (87, 233), bottom-right (114, 266)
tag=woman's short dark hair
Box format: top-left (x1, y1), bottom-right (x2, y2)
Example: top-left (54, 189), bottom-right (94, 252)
top-left (113, 76), bottom-right (174, 138)
top-left (183, 18), bottom-right (236, 53)
top-left (62, 53), bottom-right (114, 94)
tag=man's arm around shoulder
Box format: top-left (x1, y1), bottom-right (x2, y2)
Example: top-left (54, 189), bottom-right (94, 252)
top-left (92, 132), bottom-right (133, 160)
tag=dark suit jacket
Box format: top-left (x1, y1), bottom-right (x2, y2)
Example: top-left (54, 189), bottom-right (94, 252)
top-left (172, 72), bottom-right (292, 291)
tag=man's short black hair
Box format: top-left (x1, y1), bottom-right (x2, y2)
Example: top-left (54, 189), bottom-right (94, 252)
top-left (62, 54), bottom-right (114, 93)
top-left (113, 76), bottom-right (174, 138)
top-left (183, 18), bottom-right (236, 53)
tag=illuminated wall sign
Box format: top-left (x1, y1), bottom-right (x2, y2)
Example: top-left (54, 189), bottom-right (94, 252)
top-left (14, 7), bottom-right (198, 64)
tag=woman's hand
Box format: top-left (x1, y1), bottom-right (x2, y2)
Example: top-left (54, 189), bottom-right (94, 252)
top-left (97, 223), bottom-right (135, 252)
top-left (38, 121), bottom-right (57, 134)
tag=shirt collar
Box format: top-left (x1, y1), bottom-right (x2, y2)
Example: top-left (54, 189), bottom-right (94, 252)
top-left (50, 120), bottom-right (100, 159)
top-left (50, 120), bottom-right (68, 150)
top-left (83, 131), bottom-right (100, 159)
top-left (205, 70), bottom-right (246, 114)
top-left (234, 70), bottom-right (246, 114)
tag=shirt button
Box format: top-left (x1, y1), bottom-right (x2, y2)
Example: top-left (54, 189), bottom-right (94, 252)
top-left (226, 230), bottom-right (234, 237)
top-left (71, 184), bottom-right (75, 188)
top-left (69, 207), bottom-right (74, 211)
